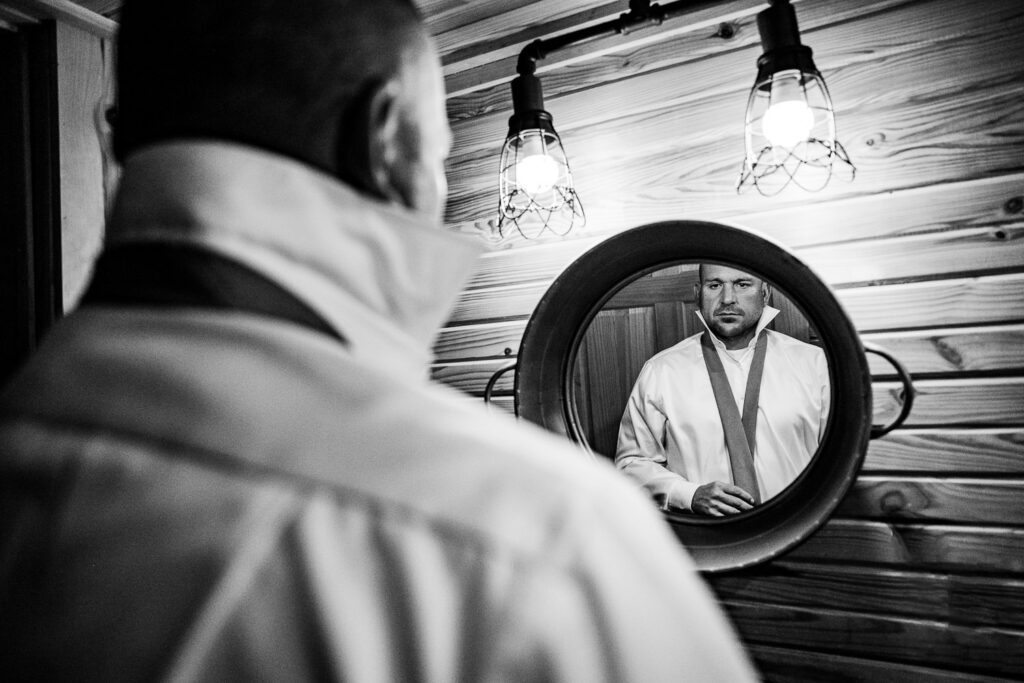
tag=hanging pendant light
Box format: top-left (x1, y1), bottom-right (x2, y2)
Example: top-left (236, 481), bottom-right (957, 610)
top-left (737, 0), bottom-right (855, 196)
top-left (493, 0), bottom-right (857, 236)
top-left (497, 67), bottom-right (585, 240)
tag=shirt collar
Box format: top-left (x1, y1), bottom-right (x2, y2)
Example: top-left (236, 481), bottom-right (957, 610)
top-left (105, 141), bottom-right (485, 370)
top-left (696, 305), bottom-right (780, 352)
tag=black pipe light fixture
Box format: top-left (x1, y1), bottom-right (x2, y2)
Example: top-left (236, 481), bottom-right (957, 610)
top-left (497, 52), bottom-right (585, 240)
top-left (737, 0), bottom-right (855, 195)
top-left (496, 0), bottom-right (855, 240)
top-left (497, 0), bottom-right (672, 241)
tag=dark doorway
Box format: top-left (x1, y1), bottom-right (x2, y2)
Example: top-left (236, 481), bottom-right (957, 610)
top-left (0, 20), bottom-right (62, 387)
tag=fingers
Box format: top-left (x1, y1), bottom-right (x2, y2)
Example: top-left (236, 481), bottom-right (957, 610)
top-left (721, 484), bottom-right (756, 507)
top-left (693, 481), bottom-right (756, 515)
top-left (709, 492), bottom-right (753, 514)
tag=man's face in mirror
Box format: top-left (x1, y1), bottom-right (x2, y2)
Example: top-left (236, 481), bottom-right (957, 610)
top-left (698, 264), bottom-right (771, 347)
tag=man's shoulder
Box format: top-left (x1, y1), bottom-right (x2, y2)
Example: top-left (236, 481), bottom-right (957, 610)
top-left (2, 306), bottom-right (648, 564)
top-left (766, 329), bottom-right (825, 356)
top-left (644, 332), bottom-right (703, 367)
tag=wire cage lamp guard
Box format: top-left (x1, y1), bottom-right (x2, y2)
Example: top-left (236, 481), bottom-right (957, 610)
top-left (736, 0), bottom-right (855, 195)
top-left (496, 0), bottom-right (855, 239)
top-left (497, 93), bottom-right (585, 239)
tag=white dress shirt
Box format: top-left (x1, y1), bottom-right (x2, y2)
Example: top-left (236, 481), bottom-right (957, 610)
top-left (615, 306), bottom-right (830, 511)
top-left (0, 142), bottom-right (758, 682)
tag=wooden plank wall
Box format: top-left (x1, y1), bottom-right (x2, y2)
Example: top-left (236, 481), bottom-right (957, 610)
top-left (431, 0), bottom-right (1024, 679)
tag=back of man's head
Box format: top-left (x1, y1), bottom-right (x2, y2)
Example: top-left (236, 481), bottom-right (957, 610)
top-left (113, 0), bottom-right (427, 195)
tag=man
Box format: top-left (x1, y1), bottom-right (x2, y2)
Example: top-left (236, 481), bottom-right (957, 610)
top-left (616, 264), bottom-right (830, 516)
top-left (0, 1), bottom-right (756, 680)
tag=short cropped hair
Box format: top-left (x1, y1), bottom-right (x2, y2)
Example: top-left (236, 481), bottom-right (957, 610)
top-left (113, 0), bottom-right (423, 171)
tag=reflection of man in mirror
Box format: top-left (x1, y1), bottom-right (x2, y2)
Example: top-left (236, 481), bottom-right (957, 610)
top-left (615, 264), bottom-right (830, 516)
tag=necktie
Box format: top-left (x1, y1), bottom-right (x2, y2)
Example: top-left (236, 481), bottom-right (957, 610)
top-left (700, 330), bottom-right (768, 503)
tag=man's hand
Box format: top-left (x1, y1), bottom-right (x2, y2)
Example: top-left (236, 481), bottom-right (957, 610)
top-left (691, 481), bottom-right (756, 516)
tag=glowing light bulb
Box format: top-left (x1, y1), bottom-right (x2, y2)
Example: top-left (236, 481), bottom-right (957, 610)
top-left (516, 153), bottom-right (559, 195)
top-left (763, 100), bottom-right (814, 148)
top-left (513, 132), bottom-right (560, 195)
top-left (762, 71), bottom-right (814, 148)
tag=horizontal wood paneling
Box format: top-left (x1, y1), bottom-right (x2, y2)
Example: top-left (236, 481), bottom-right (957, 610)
top-left (722, 601), bottom-right (1024, 679)
top-left (460, 225), bottom-right (1024, 309)
top-left (454, 223), bottom-right (1024, 312)
top-left (862, 428), bottom-right (1024, 474)
top-left (444, 1), bottom-right (1024, 232)
top-left (786, 520), bottom-right (1024, 574)
top-left (445, 81), bottom-right (1024, 234)
top-left (445, 272), bottom-right (1024, 328)
top-left (728, 174), bottom-right (1024, 251)
top-left (440, 0), bottom-right (772, 95)
top-left (444, 0), bottom-right (918, 119)
top-left (873, 378), bottom-right (1024, 427)
top-left (447, 0), bottom-right (1021, 160)
top-left (457, 172), bottom-right (1024, 290)
top-left (836, 477), bottom-right (1024, 524)
top-left (746, 644), bottom-right (1012, 683)
top-left (837, 274), bottom-right (1024, 333)
top-left (711, 564), bottom-right (1024, 630)
top-left (433, 319), bottom-right (525, 362)
top-left (862, 325), bottom-right (1024, 377)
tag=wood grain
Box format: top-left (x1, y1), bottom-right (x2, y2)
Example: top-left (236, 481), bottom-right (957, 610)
top-left (433, 319), bottom-right (525, 362)
top-left (446, 0), bottom-right (1016, 159)
top-left (863, 428), bottom-right (1024, 474)
top-left (458, 222), bottom-right (1024, 302)
top-left (445, 82), bottom-right (1024, 232)
top-left (862, 325), bottom-right (1024, 377)
top-left (709, 564), bottom-right (1024, 630)
top-left (836, 477), bottom-right (1024, 524)
top-left (444, 0), bottom-right (1024, 194)
top-left (441, 0), bottom-right (773, 94)
top-left (745, 644), bottom-right (1012, 683)
top-left (872, 377), bottom-right (1024, 427)
top-left (445, 272), bottom-right (1024, 329)
top-left (719, 601), bottom-right (1024, 678)
top-left (444, 0), bottom-right (918, 118)
top-left (786, 519), bottom-right (1024, 573)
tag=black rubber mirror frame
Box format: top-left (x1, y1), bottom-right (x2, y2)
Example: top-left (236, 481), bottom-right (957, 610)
top-left (515, 221), bottom-right (873, 572)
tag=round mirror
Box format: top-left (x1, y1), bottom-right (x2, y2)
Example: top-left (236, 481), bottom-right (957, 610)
top-left (516, 221), bottom-right (872, 572)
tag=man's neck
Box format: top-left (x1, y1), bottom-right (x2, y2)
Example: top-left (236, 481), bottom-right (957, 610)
top-left (722, 329), bottom-right (756, 351)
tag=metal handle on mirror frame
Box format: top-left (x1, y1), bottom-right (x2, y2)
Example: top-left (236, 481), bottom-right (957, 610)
top-left (484, 361), bottom-right (518, 408)
top-left (863, 341), bottom-right (915, 439)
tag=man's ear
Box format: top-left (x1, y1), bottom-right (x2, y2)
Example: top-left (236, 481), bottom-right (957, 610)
top-left (762, 282), bottom-right (773, 305)
top-left (365, 79), bottom-right (407, 206)
top-left (333, 78), bottom-right (403, 203)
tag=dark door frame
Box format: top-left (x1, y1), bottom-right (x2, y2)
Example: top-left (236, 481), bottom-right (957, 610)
top-left (0, 20), bottom-right (62, 387)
